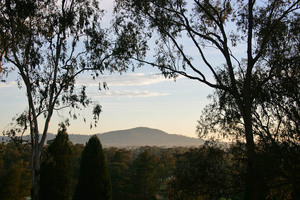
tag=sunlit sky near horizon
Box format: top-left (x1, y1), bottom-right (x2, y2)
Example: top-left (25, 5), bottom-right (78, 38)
top-left (0, 0), bottom-right (245, 138)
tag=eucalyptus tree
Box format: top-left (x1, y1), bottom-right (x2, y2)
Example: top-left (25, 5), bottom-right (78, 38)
top-left (113, 0), bottom-right (300, 199)
top-left (0, 0), bottom-right (127, 199)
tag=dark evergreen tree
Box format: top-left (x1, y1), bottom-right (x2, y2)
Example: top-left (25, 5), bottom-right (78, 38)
top-left (108, 149), bottom-right (133, 200)
top-left (71, 144), bottom-right (85, 196)
top-left (130, 149), bottom-right (159, 200)
top-left (74, 135), bottom-right (112, 200)
top-left (40, 124), bottom-right (72, 200)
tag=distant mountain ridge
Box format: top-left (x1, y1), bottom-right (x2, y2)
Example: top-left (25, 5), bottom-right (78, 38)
top-left (1, 127), bottom-right (204, 147)
top-left (98, 127), bottom-right (203, 147)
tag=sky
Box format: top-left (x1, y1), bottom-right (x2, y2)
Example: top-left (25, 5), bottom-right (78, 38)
top-left (0, 0), bottom-right (245, 138)
top-left (0, 68), bottom-right (213, 138)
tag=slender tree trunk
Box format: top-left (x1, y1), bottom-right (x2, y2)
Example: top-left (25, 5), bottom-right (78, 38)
top-left (31, 130), bottom-right (41, 200)
top-left (243, 112), bottom-right (257, 199)
top-left (31, 148), bottom-right (41, 200)
top-left (31, 133), bottom-right (50, 200)
top-left (242, 104), bottom-right (266, 199)
top-left (30, 148), bottom-right (36, 199)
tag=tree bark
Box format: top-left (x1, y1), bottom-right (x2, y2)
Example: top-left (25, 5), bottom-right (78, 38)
top-left (243, 111), bottom-right (257, 199)
top-left (31, 149), bottom-right (41, 200)
top-left (240, 100), bottom-right (266, 199)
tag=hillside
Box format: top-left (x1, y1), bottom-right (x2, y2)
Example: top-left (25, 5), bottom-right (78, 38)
top-left (1, 127), bottom-right (204, 147)
top-left (98, 127), bottom-right (203, 147)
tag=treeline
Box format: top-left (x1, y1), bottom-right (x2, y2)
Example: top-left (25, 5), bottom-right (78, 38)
top-left (1, 133), bottom-right (299, 200)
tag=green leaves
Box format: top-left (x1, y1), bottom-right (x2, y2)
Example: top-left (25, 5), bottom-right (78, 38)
top-left (92, 104), bottom-right (102, 128)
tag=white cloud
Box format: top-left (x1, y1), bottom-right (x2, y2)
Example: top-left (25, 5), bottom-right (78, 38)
top-left (76, 73), bottom-right (175, 87)
top-left (90, 90), bottom-right (169, 98)
top-left (0, 81), bottom-right (18, 88)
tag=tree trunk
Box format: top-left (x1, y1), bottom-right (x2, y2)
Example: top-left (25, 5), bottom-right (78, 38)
top-left (242, 1), bottom-right (266, 197)
top-left (242, 105), bottom-right (266, 200)
top-left (31, 145), bottom-right (41, 200)
top-left (243, 113), bottom-right (257, 199)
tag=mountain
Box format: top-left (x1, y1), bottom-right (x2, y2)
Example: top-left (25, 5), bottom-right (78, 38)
top-left (1, 127), bottom-right (204, 147)
top-left (98, 127), bottom-right (204, 147)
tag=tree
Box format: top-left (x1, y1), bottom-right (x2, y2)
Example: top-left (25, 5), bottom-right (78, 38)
top-left (130, 149), bottom-right (159, 200)
top-left (0, 142), bottom-right (31, 200)
top-left (107, 148), bottom-right (133, 200)
top-left (0, 0), bottom-right (126, 199)
top-left (70, 143), bottom-right (85, 196)
top-left (74, 135), bottom-right (112, 200)
top-left (40, 124), bottom-right (72, 200)
top-left (156, 148), bottom-right (176, 199)
top-left (113, 0), bottom-right (300, 199)
top-left (167, 144), bottom-right (245, 200)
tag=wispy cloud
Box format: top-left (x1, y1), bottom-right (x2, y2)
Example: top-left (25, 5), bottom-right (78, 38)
top-left (0, 73), bottom-right (173, 91)
top-left (77, 73), bottom-right (174, 87)
top-left (90, 90), bottom-right (169, 98)
top-left (0, 81), bottom-right (18, 88)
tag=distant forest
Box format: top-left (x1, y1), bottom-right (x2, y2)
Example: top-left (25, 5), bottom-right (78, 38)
top-left (1, 132), bottom-right (299, 200)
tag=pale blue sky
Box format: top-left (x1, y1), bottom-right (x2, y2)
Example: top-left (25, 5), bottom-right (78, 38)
top-left (0, 0), bottom-right (246, 138)
top-left (0, 68), bottom-right (213, 138)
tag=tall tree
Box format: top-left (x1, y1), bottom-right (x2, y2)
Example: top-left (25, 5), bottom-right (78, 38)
top-left (74, 135), bottom-right (112, 200)
top-left (113, 0), bottom-right (300, 199)
top-left (70, 143), bottom-right (85, 196)
top-left (130, 149), bottom-right (159, 200)
top-left (40, 124), bottom-right (72, 200)
top-left (108, 148), bottom-right (133, 200)
top-left (0, 0), bottom-right (126, 199)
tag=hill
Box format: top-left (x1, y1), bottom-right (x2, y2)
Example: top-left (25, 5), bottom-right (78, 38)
top-left (1, 127), bottom-right (204, 147)
top-left (98, 127), bottom-right (203, 147)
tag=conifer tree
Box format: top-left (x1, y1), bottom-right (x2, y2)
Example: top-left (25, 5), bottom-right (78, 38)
top-left (40, 124), bottom-right (72, 200)
top-left (74, 135), bottom-right (112, 200)
top-left (109, 149), bottom-right (133, 200)
top-left (131, 149), bottom-right (159, 200)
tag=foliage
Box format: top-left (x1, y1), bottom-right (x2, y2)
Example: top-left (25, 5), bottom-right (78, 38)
top-left (70, 143), bottom-right (85, 196)
top-left (167, 144), bottom-right (245, 200)
top-left (0, 142), bottom-right (299, 199)
top-left (40, 124), bottom-right (73, 200)
top-left (0, 142), bottom-right (31, 200)
top-left (255, 142), bottom-right (300, 199)
top-left (104, 146), bottom-right (179, 200)
top-left (74, 135), bottom-right (112, 200)
top-left (166, 142), bottom-right (300, 200)
top-left (130, 149), bottom-right (160, 200)
top-left (106, 148), bottom-right (133, 200)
